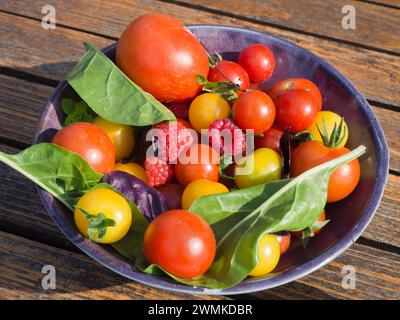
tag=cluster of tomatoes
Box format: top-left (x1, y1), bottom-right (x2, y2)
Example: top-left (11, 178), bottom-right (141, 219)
top-left (51, 14), bottom-right (361, 280)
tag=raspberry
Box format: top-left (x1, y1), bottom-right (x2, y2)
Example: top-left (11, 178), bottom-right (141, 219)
top-left (165, 101), bottom-right (190, 119)
top-left (145, 156), bottom-right (174, 187)
top-left (152, 121), bottom-right (194, 163)
top-left (209, 119), bottom-right (246, 156)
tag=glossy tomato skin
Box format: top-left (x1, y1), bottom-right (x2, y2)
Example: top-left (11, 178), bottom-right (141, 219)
top-left (93, 116), bottom-right (135, 161)
top-left (114, 162), bottom-right (147, 183)
top-left (275, 89), bottom-right (319, 133)
top-left (249, 234), bottom-right (280, 276)
top-left (232, 90), bottom-right (276, 134)
top-left (291, 141), bottom-right (361, 202)
top-left (52, 122), bottom-right (115, 174)
top-left (116, 14), bottom-right (209, 103)
top-left (208, 60), bottom-right (250, 91)
top-left (156, 183), bottom-right (184, 210)
top-left (175, 144), bottom-right (220, 186)
top-left (74, 188), bottom-right (132, 244)
top-left (268, 78), bottom-right (322, 111)
top-left (189, 93), bottom-right (230, 133)
top-left (307, 111), bottom-right (349, 147)
top-left (238, 44), bottom-right (275, 83)
top-left (275, 232), bottom-right (291, 255)
top-left (143, 210), bottom-right (216, 278)
top-left (181, 179), bottom-right (229, 210)
top-left (254, 125), bottom-right (283, 153)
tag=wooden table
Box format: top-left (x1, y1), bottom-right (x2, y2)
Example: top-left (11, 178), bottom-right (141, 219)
top-left (0, 0), bottom-right (399, 300)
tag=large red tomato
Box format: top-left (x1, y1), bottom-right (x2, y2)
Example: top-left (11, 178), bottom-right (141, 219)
top-left (52, 122), bottom-right (115, 174)
top-left (116, 14), bottom-right (209, 103)
top-left (143, 210), bottom-right (216, 278)
top-left (208, 60), bottom-right (250, 91)
top-left (291, 141), bottom-right (360, 202)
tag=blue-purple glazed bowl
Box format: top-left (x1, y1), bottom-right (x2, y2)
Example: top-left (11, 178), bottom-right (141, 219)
top-left (34, 25), bottom-right (389, 295)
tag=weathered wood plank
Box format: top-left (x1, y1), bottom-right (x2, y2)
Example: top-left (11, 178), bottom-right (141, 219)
top-left (172, 0), bottom-right (400, 53)
top-left (3, 0), bottom-right (400, 53)
top-left (252, 242), bottom-right (400, 300)
top-left (1, 74), bottom-right (399, 171)
top-left (1, 141), bottom-right (399, 254)
top-left (362, 0), bottom-right (400, 9)
top-left (0, 231), bottom-right (229, 300)
top-left (0, 3), bottom-right (399, 107)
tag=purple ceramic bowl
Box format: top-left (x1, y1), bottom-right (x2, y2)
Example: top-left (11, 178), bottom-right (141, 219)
top-left (34, 25), bottom-right (389, 295)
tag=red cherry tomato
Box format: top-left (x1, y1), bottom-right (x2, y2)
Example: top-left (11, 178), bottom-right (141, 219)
top-left (275, 89), bottom-right (319, 133)
top-left (208, 60), bottom-right (250, 91)
top-left (255, 125), bottom-right (283, 153)
top-left (116, 14), bottom-right (209, 103)
top-left (275, 231), bottom-right (291, 255)
top-left (52, 122), bottom-right (115, 174)
top-left (143, 210), bottom-right (216, 278)
top-left (232, 90), bottom-right (276, 134)
top-left (238, 44), bottom-right (275, 83)
top-left (292, 212), bottom-right (326, 238)
top-left (175, 144), bottom-right (219, 186)
top-left (291, 141), bottom-right (361, 202)
top-left (156, 183), bottom-right (184, 210)
top-left (268, 78), bottom-right (322, 111)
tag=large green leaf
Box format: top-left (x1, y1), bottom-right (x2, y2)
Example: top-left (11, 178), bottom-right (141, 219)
top-left (137, 145), bottom-right (366, 289)
top-left (0, 143), bottom-right (103, 210)
top-left (66, 42), bottom-right (176, 126)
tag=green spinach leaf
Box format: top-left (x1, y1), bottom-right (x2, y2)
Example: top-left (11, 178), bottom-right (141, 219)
top-left (0, 143), bottom-right (103, 210)
top-left (137, 145), bottom-right (366, 289)
top-left (66, 42), bottom-right (175, 126)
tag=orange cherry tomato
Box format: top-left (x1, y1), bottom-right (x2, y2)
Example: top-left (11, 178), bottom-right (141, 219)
top-left (291, 141), bottom-right (360, 202)
top-left (52, 122), bottom-right (115, 174)
top-left (175, 144), bottom-right (220, 186)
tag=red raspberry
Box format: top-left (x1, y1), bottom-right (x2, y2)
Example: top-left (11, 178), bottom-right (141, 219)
top-left (165, 102), bottom-right (190, 119)
top-left (145, 156), bottom-right (174, 187)
top-left (152, 121), bottom-right (194, 163)
top-left (209, 119), bottom-right (246, 156)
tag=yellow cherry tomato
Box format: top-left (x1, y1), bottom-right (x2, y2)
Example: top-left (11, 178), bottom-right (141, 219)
top-left (74, 188), bottom-right (132, 244)
top-left (182, 179), bottom-right (229, 210)
top-left (93, 116), bottom-right (135, 161)
top-left (189, 93), bottom-right (230, 133)
top-left (114, 162), bottom-right (147, 183)
top-left (234, 148), bottom-right (282, 189)
top-left (307, 111), bottom-right (348, 147)
top-left (249, 234), bottom-right (280, 276)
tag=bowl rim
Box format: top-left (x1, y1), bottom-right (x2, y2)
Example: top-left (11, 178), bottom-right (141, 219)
top-left (35, 24), bottom-right (389, 295)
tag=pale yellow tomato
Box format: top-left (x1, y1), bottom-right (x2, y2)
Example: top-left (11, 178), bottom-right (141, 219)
top-left (234, 148), bottom-right (282, 189)
top-left (189, 93), bottom-right (230, 132)
top-left (114, 162), bottom-right (147, 183)
top-left (249, 234), bottom-right (280, 276)
top-left (74, 188), bottom-right (132, 244)
top-left (93, 116), bottom-right (135, 161)
top-left (307, 111), bottom-right (348, 147)
top-left (181, 179), bottom-right (229, 210)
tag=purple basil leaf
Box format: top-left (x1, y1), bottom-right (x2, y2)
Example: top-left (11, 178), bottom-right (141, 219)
top-left (279, 128), bottom-right (291, 179)
top-left (103, 171), bottom-right (167, 221)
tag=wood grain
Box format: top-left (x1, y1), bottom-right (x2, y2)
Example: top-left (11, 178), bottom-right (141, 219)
top-left (362, 0), bottom-right (400, 9)
top-left (0, 231), bottom-right (228, 300)
top-left (252, 242), bottom-right (400, 300)
top-left (171, 0), bottom-right (400, 53)
top-left (0, 2), bottom-right (399, 107)
top-left (1, 74), bottom-right (399, 171)
top-left (1, 141), bottom-right (399, 252)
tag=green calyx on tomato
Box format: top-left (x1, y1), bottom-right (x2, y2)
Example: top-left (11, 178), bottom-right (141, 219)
top-left (196, 75), bottom-right (240, 101)
top-left (218, 154), bottom-right (235, 180)
top-left (300, 218), bottom-right (330, 248)
top-left (76, 206), bottom-right (116, 241)
top-left (316, 116), bottom-right (347, 149)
